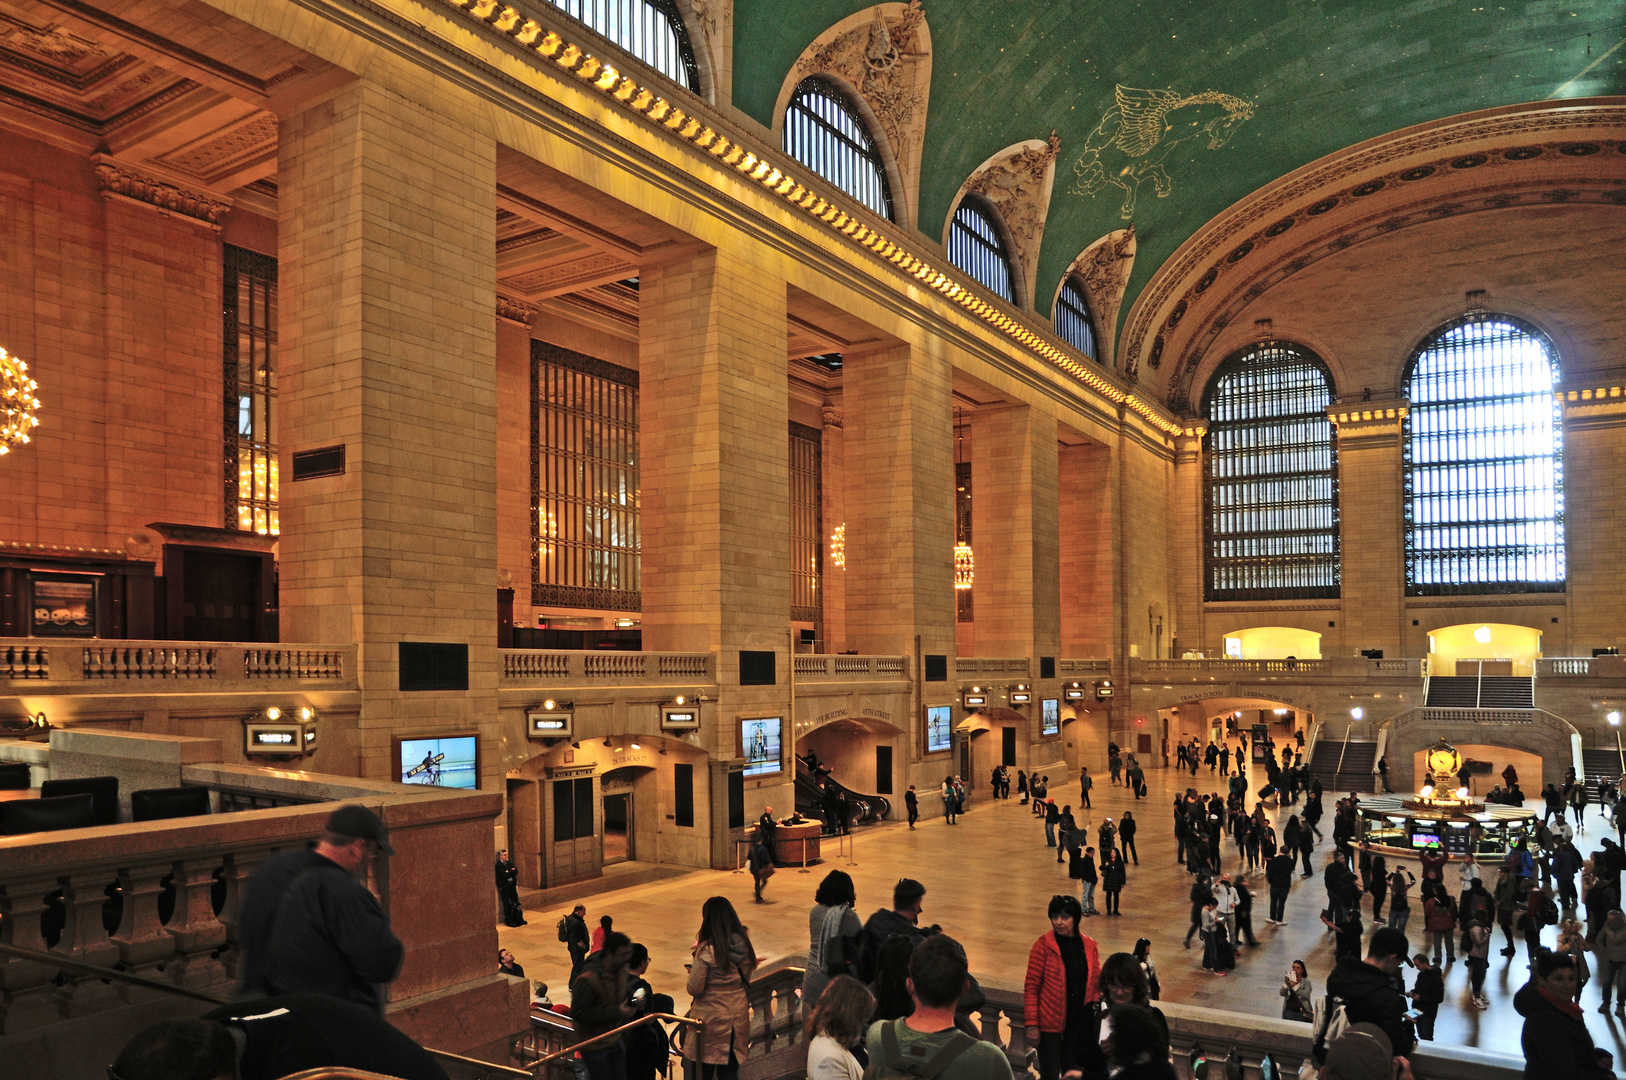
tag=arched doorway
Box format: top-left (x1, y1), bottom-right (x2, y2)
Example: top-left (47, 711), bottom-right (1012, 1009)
top-left (1427, 622), bottom-right (1542, 676)
top-left (1221, 626), bottom-right (1323, 660)
top-left (954, 706), bottom-right (1030, 796)
top-left (794, 714), bottom-right (903, 821)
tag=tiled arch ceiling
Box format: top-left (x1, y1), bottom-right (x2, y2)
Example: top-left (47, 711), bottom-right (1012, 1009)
top-left (1113, 101), bottom-right (1626, 412)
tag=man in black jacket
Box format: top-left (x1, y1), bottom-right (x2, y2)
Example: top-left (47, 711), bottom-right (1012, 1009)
top-left (1408, 953), bottom-right (1444, 1041)
top-left (564, 904), bottom-right (591, 980)
top-left (1326, 926), bottom-right (1414, 1061)
top-left (237, 805), bottom-right (404, 1014)
top-left (572, 932), bottom-right (636, 1079)
top-left (1265, 849), bottom-right (1295, 924)
top-left (856, 878), bottom-right (928, 982)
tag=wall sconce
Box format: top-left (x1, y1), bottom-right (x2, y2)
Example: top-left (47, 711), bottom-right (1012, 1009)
top-left (663, 695), bottom-right (701, 731)
top-left (1350, 707), bottom-right (1364, 720)
top-left (0, 711), bottom-right (49, 738)
top-left (527, 699), bottom-right (574, 740)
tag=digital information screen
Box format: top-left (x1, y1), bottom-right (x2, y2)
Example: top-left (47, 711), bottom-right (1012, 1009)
top-left (1042, 699), bottom-right (1060, 737)
top-left (925, 705), bottom-right (952, 754)
top-left (741, 717), bottom-right (782, 776)
top-left (399, 735), bottom-right (478, 789)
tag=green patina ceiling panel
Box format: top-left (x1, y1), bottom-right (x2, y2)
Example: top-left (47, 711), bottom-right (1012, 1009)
top-left (734, 1), bottom-right (1626, 338)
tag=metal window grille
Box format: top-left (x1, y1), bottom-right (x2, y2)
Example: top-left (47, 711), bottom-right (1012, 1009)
top-left (789, 423), bottom-right (823, 625)
top-left (947, 200), bottom-right (1013, 302)
top-left (223, 245), bottom-right (278, 536)
top-left (1403, 315), bottom-right (1564, 595)
top-left (531, 343), bottom-right (641, 611)
top-left (782, 77), bottom-right (894, 221)
top-left (544, 0), bottom-right (698, 91)
top-left (1203, 342), bottom-right (1339, 601)
top-left (1054, 278), bottom-right (1098, 359)
top-left (954, 411), bottom-right (973, 622)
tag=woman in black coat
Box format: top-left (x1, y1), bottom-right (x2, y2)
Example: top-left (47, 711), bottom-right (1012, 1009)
top-left (1514, 949), bottom-right (1615, 1079)
top-left (1101, 848), bottom-right (1127, 916)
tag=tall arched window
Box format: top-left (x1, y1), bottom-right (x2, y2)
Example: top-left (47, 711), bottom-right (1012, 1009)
top-left (947, 199), bottom-right (1013, 302)
top-left (1204, 342), bottom-right (1339, 601)
top-left (545, 0), bottom-right (698, 92)
top-left (1053, 278), bottom-right (1098, 359)
top-left (1404, 315), bottom-right (1564, 595)
top-left (783, 77), bottom-right (893, 220)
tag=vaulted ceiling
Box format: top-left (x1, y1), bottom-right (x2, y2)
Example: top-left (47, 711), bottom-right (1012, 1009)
top-left (735, 1), bottom-right (1626, 348)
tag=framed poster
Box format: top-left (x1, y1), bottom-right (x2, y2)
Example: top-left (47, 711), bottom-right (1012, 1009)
top-left (30, 574), bottom-right (97, 637)
top-left (925, 705), bottom-right (952, 754)
top-left (1042, 698), bottom-right (1060, 737)
top-left (395, 733), bottom-right (480, 789)
top-left (740, 716), bottom-right (782, 777)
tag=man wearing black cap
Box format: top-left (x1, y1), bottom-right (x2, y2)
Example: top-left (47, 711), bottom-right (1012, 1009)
top-left (1325, 926), bottom-right (1415, 1061)
top-left (237, 804), bottom-right (405, 1013)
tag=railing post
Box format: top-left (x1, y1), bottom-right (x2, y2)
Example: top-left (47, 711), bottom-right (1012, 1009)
top-left (111, 859), bottom-right (181, 991)
top-left (165, 856), bottom-right (229, 989)
top-left (0, 873), bottom-right (65, 1033)
top-left (56, 870), bottom-right (123, 1016)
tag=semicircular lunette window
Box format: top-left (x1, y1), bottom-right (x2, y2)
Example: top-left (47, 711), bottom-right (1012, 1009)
top-left (1203, 342), bottom-right (1339, 601)
top-left (1404, 316), bottom-right (1565, 595)
top-left (782, 77), bottom-right (894, 221)
top-left (947, 199), bottom-right (1013, 302)
top-left (545, 0), bottom-right (698, 92)
top-left (1053, 278), bottom-right (1098, 360)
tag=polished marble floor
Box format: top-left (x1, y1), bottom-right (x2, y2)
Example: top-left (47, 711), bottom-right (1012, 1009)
top-left (497, 751), bottom-right (1626, 1062)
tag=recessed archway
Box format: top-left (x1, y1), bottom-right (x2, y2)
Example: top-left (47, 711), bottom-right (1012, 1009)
top-left (1222, 626), bottom-right (1323, 660)
top-left (1426, 622), bottom-right (1543, 676)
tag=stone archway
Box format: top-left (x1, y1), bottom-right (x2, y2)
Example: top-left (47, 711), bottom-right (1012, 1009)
top-left (1383, 708), bottom-right (1577, 792)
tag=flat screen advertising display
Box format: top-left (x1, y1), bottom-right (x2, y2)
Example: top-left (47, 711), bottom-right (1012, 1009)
top-left (1042, 698), bottom-right (1060, 737)
top-left (925, 705), bottom-right (952, 754)
top-left (741, 717), bottom-right (782, 777)
top-left (398, 735), bottom-right (479, 789)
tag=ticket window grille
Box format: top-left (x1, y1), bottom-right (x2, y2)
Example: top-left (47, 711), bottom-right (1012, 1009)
top-left (1203, 342), bottom-right (1339, 601)
top-left (1403, 315), bottom-right (1564, 595)
top-left (543, 0), bottom-right (698, 91)
top-left (946, 199), bottom-right (1014, 303)
top-left (783, 77), bottom-right (894, 221)
top-left (224, 245), bottom-right (278, 536)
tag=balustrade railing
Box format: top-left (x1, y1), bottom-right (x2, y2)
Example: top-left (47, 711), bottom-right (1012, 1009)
top-left (499, 650), bottom-right (715, 686)
top-left (955, 657), bottom-right (1031, 677)
top-left (1541, 657), bottom-right (1593, 676)
top-left (0, 639), bottom-right (356, 691)
top-left (1058, 658), bottom-right (1112, 675)
top-left (1419, 707), bottom-right (1537, 725)
top-left (1132, 656), bottom-right (1422, 679)
top-left (793, 655), bottom-right (908, 680)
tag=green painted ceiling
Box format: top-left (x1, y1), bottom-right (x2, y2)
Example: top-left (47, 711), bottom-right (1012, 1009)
top-left (734, 1), bottom-right (1626, 343)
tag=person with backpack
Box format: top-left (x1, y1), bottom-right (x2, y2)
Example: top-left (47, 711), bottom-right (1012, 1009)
top-left (1023, 895), bottom-right (1103, 1080)
top-left (560, 904), bottom-right (590, 982)
top-left (1323, 926), bottom-right (1415, 1063)
top-left (1079, 765), bottom-right (1093, 808)
top-left (1465, 915), bottom-right (1491, 1010)
top-left (1520, 885), bottom-right (1559, 962)
top-left (864, 933), bottom-right (1014, 1080)
top-left (747, 838), bottom-right (774, 903)
top-left (855, 879), bottom-right (928, 984)
top-left (1421, 886), bottom-right (1456, 965)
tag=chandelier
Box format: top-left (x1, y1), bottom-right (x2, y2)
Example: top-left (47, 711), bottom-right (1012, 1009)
top-left (954, 542), bottom-right (974, 590)
top-left (829, 523), bottom-right (846, 568)
top-left (0, 347), bottom-right (41, 456)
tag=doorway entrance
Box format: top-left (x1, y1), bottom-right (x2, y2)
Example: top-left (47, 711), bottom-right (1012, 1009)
top-left (603, 793), bottom-right (631, 864)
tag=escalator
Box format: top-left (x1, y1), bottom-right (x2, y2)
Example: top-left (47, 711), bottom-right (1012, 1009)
top-left (794, 754), bottom-right (891, 826)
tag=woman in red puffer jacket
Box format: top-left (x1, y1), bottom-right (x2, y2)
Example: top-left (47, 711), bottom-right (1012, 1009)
top-left (1023, 895), bottom-right (1102, 1080)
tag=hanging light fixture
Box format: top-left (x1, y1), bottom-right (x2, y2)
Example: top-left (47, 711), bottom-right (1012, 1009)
top-left (829, 523), bottom-right (846, 568)
top-left (0, 347), bottom-right (42, 457)
top-left (953, 408), bottom-right (973, 590)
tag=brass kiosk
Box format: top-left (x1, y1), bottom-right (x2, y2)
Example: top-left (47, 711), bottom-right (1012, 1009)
top-left (1357, 740), bottom-right (1536, 860)
top-left (772, 820), bottom-right (823, 866)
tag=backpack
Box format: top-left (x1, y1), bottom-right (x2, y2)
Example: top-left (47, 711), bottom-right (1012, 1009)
top-left (1541, 895), bottom-right (1560, 927)
top-left (862, 1020), bottom-right (976, 1079)
top-left (557, 915), bottom-right (570, 943)
top-left (1309, 994), bottom-right (1349, 1066)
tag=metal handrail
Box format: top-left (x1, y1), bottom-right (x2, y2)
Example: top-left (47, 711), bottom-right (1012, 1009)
top-left (279, 1071), bottom-right (412, 1080)
top-left (1334, 723), bottom-right (1351, 779)
top-left (527, 1012), bottom-right (703, 1065)
top-left (0, 941), bottom-right (532, 1078)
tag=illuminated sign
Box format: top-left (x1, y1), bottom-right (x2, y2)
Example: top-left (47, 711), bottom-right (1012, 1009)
top-left (526, 710), bottom-right (574, 740)
top-left (740, 717), bottom-right (782, 777)
top-left (245, 722), bottom-right (309, 755)
top-left (925, 706), bottom-right (952, 754)
top-left (1042, 699), bottom-right (1060, 737)
top-left (662, 706), bottom-right (700, 731)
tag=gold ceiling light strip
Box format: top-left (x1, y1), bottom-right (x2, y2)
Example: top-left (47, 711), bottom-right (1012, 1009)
top-left (441, 0), bottom-right (1184, 436)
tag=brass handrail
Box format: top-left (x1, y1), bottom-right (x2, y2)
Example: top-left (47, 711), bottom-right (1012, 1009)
top-left (423, 1046), bottom-right (533, 1078)
top-left (277, 1071), bottom-right (413, 1080)
top-left (527, 1012), bottom-right (703, 1065)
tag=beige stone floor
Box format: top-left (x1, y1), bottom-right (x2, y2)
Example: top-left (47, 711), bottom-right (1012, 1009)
top-left (497, 757), bottom-right (1626, 1062)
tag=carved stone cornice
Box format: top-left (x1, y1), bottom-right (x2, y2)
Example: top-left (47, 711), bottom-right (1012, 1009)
top-left (821, 401), bottom-right (843, 429)
top-left (1559, 384), bottom-right (1626, 430)
top-left (496, 294), bottom-right (539, 326)
top-left (959, 132), bottom-right (1060, 310)
top-left (91, 153), bottom-right (230, 230)
top-left (1115, 101), bottom-right (1626, 402)
top-left (1328, 402), bottom-right (1409, 451)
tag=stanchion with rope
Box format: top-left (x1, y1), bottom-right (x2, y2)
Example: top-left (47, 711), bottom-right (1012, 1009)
top-left (845, 827), bottom-right (857, 867)
top-left (798, 835), bottom-right (812, 874)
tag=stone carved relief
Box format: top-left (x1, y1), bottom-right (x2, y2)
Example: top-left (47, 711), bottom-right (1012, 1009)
top-left (782, 2), bottom-right (931, 228)
top-left (1059, 224), bottom-right (1135, 364)
top-left (954, 132), bottom-right (1061, 311)
top-left (679, 0), bottom-right (723, 103)
top-left (156, 113), bottom-right (278, 184)
top-left (92, 155), bottom-right (230, 229)
top-left (1120, 102), bottom-right (1626, 389)
top-left (497, 295), bottom-right (538, 326)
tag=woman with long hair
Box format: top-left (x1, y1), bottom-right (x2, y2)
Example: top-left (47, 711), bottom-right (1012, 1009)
top-left (1280, 959), bottom-right (1313, 1022)
top-left (802, 870), bottom-right (862, 1008)
top-left (1099, 952), bottom-right (1167, 1043)
top-left (1131, 938), bottom-right (1160, 1001)
top-left (803, 975), bottom-right (875, 1080)
top-left (685, 896), bottom-right (757, 1080)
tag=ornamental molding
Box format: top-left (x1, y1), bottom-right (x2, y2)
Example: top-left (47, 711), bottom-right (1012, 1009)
top-left (953, 132), bottom-right (1061, 311)
top-left (91, 153), bottom-right (231, 229)
top-left (777, 1), bottom-right (931, 229)
top-left (821, 401), bottom-right (843, 429)
top-left (497, 295), bottom-right (538, 326)
top-left (1119, 101), bottom-right (1626, 400)
top-left (1059, 224), bottom-right (1135, 364)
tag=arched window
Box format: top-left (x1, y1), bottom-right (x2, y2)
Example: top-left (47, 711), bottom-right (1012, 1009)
top-left (1203, 342), bottom-right (1339, 601)
top-left (1053, 278), bottom-right (1098, 359)
top-left (545, 0), bottom-right (698, 92)
top-left (782, 78), bottom-right (893, 220)
top-left (1404, 315), bottom-right (1564, 595)
top-left (947, 199), bottom-right (1013, 302)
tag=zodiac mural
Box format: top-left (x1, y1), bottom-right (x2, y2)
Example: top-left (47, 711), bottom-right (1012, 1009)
top-left (1071, 85), bottom-right (1254, 219)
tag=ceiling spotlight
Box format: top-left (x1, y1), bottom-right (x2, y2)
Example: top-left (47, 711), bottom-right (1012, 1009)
top-left (265, 706), bottom-right (281, 721)
top-left (674, 695), bottom-right (686, 706)
top-left (298, 706), bottom-right (314, 722)
top-left (630, 742), bottom-right (641, 750)
top-left (603, 737), bottom-right (613, 747)
top-left (543, 698), bottom-right (557, 711)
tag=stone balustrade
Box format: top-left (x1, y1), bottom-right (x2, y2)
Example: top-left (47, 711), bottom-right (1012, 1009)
top-left (0, 776), bottom-right (521, 1077)
top-left (1059, 658), bottom-right (1113, 675)
top-left (499, 649), bottom-right (715, 687)
top-left (0, 638), bottom-right (355, 693)
top-left (1538, 656), bottom-right (1625, 678)
top-left (793, 654), bottom-right (909, 680)
top-left (1131, 656), bottom-right (1422, 680)
top-left (956, 656), bottom-right (1032, 677)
